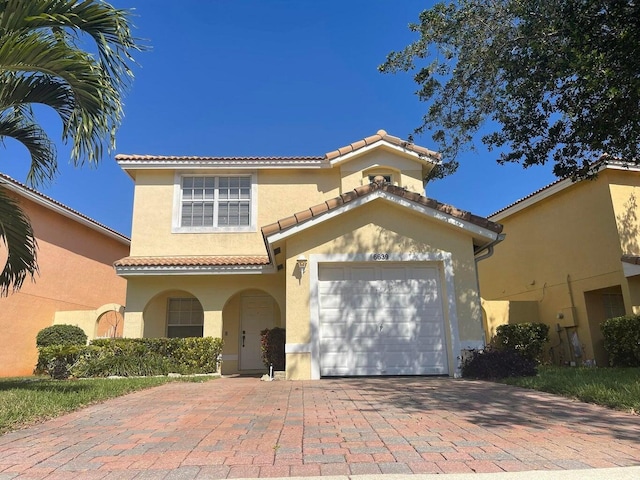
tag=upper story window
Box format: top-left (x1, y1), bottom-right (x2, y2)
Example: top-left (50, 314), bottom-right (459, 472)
top-left (174, 174), bottom-right (256, 233)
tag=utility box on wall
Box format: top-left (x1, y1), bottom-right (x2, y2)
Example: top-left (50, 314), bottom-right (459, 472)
top-left (557, 306), bottom-right (577, 327)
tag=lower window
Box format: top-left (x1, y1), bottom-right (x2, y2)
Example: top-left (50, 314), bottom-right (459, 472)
top-left (167, 298), bottom-right (204, 338)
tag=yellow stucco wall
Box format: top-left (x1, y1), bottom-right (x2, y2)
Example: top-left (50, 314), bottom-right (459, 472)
top-left (129, 169), bottom-right (342, 257)
top-left (338, 149), bottom-right (426, 193)
top-left (479, 170), bottom-right (639, 365)
top-left (279, 198), bottom-right (485, 379)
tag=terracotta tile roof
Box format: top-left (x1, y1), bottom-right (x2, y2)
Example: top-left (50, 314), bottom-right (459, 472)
top-left (115, 130), bottom-right (440, 164)
top-left (262, 181), bottom-right (503, 237)
top-left (621, 255), bottom-right (640, 265)
top-left (114, 255), bottom-right (270, 267)
top-left (114, 154), bottom-right (323, 162)
top-left (0, 173), bottom-right (129, 245)
top-left (325, 129), bottom-right (440, 162)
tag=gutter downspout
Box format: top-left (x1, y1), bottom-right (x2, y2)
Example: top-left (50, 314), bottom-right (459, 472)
top-left (474, 234), bottom-right (506, 263)
top-left (473, 233), bottom-right (506, 345)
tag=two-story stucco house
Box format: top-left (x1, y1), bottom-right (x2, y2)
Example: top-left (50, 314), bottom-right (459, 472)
top-left (480, 162), bottom-right (640, 367)
top-left (114, 130), bottom-right (503, 379)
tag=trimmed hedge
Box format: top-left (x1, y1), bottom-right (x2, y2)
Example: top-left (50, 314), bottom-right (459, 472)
top-left (36, 337), bottom-right (224, 379)
top-left (492, 322), bottom-right (550, 362)
top-left (601, 315), bottom-right (640, 366)
top-left (36, 325), bottom-right (87, 348)
top-left (261, 327), bottom-right (285, 370)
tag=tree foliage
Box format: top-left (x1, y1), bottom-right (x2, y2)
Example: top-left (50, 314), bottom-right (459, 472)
top-left (379, 0), bottom-right (640, 180)
top-left (0, 0), bottom-right (143, 295)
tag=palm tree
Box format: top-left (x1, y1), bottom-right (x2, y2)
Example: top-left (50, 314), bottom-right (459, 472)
top-left (0, 0), bottom-right (143, 295)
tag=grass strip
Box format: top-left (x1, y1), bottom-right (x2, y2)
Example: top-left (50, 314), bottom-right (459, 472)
top-left (0, 375), bottom-right (215, 434)
top-left (501, 365), bottom-right (640, 413)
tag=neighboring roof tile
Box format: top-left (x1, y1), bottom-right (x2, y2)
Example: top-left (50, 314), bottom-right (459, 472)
top-left (621, 255), bottom-right (640, 265)
top-left (0, 173), bottom-right (129, 245)
top-left (114, 256), bottom-right (270, 267)
top-left (261, 181), bottom-right (503, 237)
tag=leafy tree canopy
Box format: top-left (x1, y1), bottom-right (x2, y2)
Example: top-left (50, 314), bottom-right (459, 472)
top-left (379, 0), bottom-right (640, 180)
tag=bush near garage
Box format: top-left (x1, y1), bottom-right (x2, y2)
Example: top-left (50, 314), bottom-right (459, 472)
top-left (461, 347), bottom-right (538, 379)
top-left (35, 337), bottom-right (223, 379)
top-left (601, 315), bottom-right (640, 367)
top-left (492, 322), bottom-right (550, 362)
top-left (261, 327), bottom-right (285, 371)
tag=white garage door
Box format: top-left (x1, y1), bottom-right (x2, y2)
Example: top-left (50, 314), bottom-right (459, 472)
top-left (318, 263), bottom-right (448, 376)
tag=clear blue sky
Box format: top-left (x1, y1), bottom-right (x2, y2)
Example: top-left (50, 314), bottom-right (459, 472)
top-left (1, 0), bottom-right (557, 237)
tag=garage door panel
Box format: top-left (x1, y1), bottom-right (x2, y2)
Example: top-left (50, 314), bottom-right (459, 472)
top-left (319, 263), bottom-right (448, 376)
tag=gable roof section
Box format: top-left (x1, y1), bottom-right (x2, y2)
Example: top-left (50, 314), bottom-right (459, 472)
top-left (0, 173), bottom-right (130, 245)
top-left (115, 129), bottom-right (440, 173)
top-left (490, 162), bottom-right (640, 222)
top-left (325, 129), bottom-right (440, 166)
top-left (262, 181), bottom-right (503, 245)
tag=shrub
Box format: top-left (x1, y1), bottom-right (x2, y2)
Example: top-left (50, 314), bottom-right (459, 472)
top-left (461, 347), bottom-right (537, 379)
top-left (492, 323), bottom-right (550, 362)
top-left (74, 337), bottom-right (223, 377)
top-left (36, 324), bottom-right (87, 348)
top-left (261, 327), bottom-right (285, 370)
top-left (35, 345), bottom-right (85, 379)
top-left (35, 337), bottom-right (224, 379)
top-left (601, 315), bottom-right (640, 367)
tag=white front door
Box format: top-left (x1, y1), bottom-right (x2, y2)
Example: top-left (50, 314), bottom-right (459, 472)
top-left (240, 295), bottom-right (275, 370)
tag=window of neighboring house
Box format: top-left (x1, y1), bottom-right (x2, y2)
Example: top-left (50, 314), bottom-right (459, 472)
top-left (179, 175), bottom-right (252, 229)
top-left (167, 298), bottom-right (204, 338)
top-left (602, 293), bottom-right (625, 320)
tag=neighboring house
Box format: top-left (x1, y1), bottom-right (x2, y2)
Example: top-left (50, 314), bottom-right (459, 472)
top-left (114, 130), bottom-right (503, 379)
top-left (0, 174), bottom-right (129, 377)
top-left (479, 163), bottom-right (640, 367)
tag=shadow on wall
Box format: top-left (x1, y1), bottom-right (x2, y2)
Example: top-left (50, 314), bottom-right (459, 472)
top-left (617, 192), bottom-right (639, 255)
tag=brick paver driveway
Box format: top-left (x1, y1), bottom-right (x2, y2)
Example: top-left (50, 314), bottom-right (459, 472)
top-left (1, 376), bottom-right (640, 479)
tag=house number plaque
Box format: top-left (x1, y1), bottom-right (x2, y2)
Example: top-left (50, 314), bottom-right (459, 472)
top-left (371, 253), bottom-right (389, 261)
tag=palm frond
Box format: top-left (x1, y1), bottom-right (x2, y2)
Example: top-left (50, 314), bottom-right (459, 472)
top-left (0, 110), bottom-right (57, 186)
top-left (0, 183), bottom-right (38, 297)
top-left (1, 0), bottom-right (144, 91)
top-left (0, 30), bottom-right (121, 165)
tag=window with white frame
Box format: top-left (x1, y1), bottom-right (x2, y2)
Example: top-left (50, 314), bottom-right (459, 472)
top-left (180, 176), bottom-right (252, 228)
top-left (167, 298), bottom-right (204, 338)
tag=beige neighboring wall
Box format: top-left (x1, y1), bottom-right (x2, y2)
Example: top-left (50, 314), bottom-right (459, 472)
top-left (479, 169), bottom-right (629, 364)
top-left (0, 188), bottom-right (128, 377)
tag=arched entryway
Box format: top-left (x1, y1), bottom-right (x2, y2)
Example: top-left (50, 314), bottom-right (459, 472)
top-left (142, 289), bottom-right (203, 338)
top-left (95, 304), bottom-right (125, 338)
top-left (222, 289), bottom-right (282, 373)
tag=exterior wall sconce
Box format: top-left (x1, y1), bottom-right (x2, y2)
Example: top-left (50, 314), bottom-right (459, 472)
top-left (296, 255), bottom-right (308, 275)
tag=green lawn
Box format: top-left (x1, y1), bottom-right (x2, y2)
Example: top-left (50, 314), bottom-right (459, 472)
top-left (501, 365), bottom-right (640, 413)
top-left (0, 375), bottom-right (215, 434)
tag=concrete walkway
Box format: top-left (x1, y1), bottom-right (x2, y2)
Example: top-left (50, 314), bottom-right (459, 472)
top-left (1, 376), bottom-right (639, 479)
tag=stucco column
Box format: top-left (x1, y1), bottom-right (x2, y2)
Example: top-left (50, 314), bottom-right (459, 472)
top-left (122, 311), bottom-right (144, 338)
top-left (204, 309), bottom-right (223, 338)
